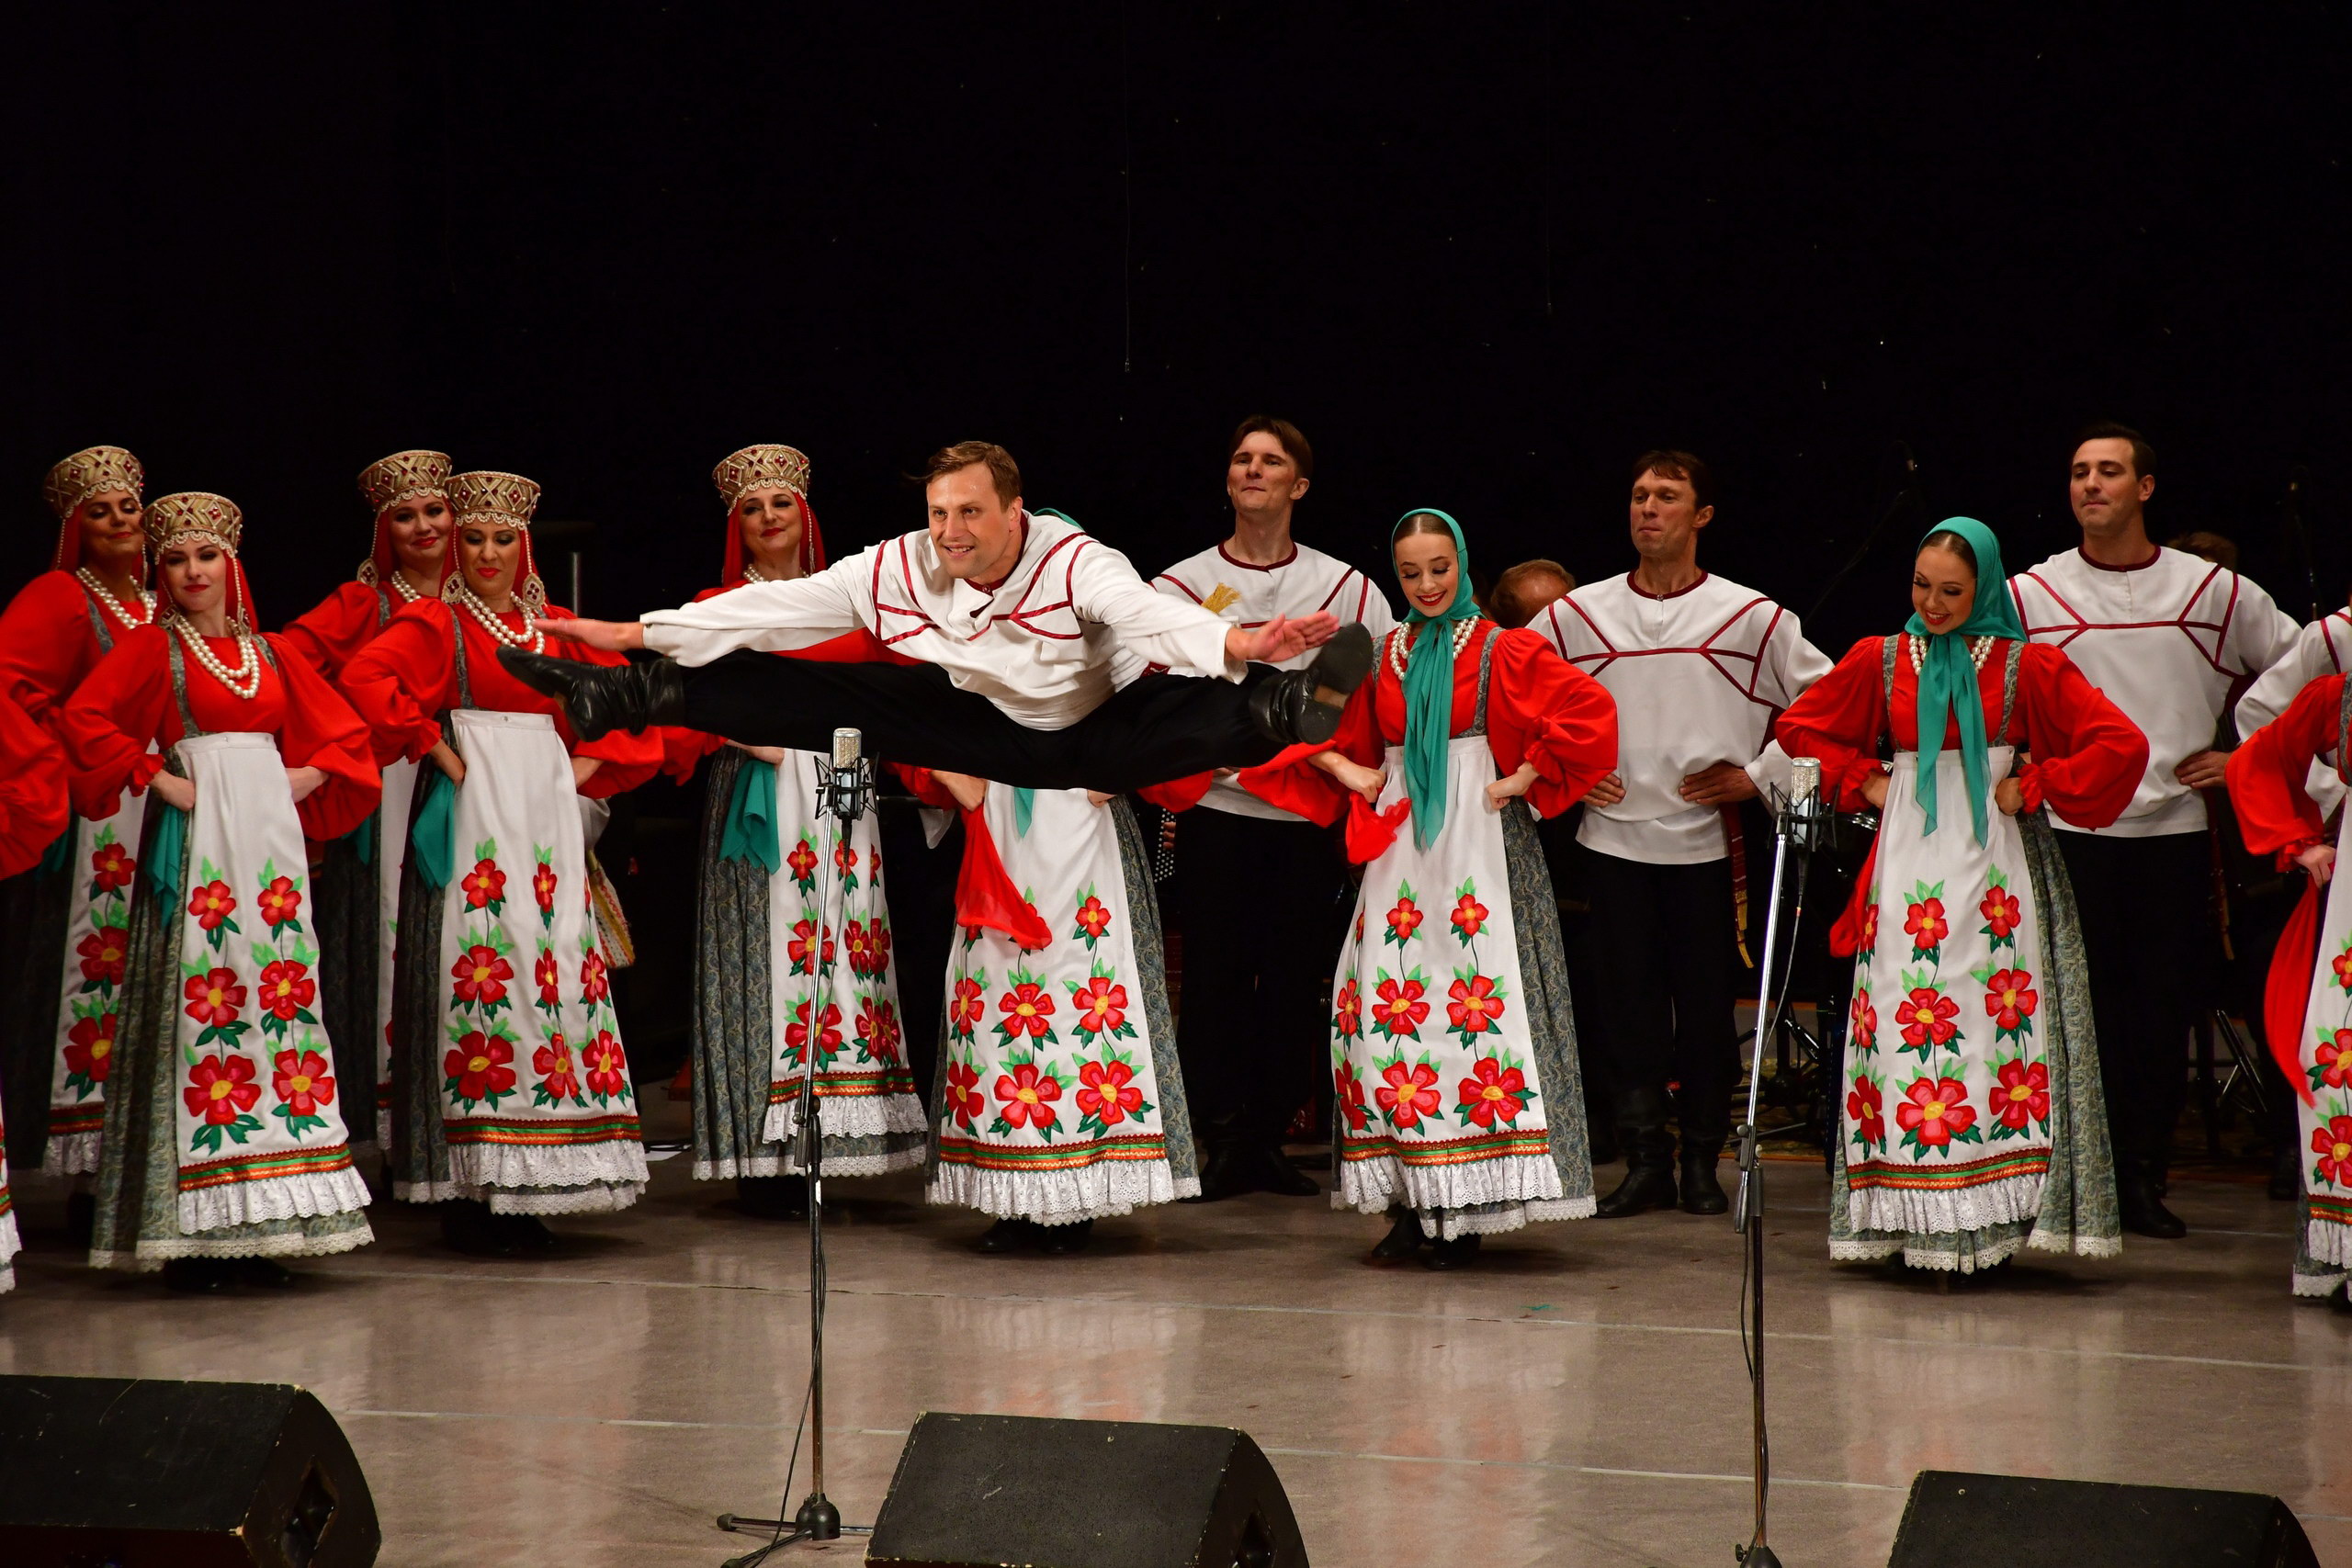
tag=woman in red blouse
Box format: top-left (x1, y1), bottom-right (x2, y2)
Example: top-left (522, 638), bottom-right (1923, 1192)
top-left (2225, 671), bottom-right (2352, 1305)
top-left (341, 470), bottom-right (660, 1256)
top-left (62, 493), bottom-right (381, 1291)
top-left (1776, 518), bottom-right (2145, 1277)
top-left (0, 690), bottom-right (71, 1296)
top-left (284, 450), bottom-right (456, 1152)
top-left (0, 446), bottom-right (158, 1194)
top-left (1242, 509), bottom-right (1617, 1269)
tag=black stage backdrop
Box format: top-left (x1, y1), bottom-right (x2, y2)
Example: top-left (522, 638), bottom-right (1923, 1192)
top-left (7, 2), bottom-right (2350, 660)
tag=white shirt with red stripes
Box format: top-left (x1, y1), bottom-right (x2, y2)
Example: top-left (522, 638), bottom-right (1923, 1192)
top-left (640, 510), bottom-right (1239, 731)
top-left (1147, 539), bottom-right (1396, 820)
top-left (2009, 546), bottom-right (2300, 837)
top-left (1536, 571), bottom-right (1829, 865)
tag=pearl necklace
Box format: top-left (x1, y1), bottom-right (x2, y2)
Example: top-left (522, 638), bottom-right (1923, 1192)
top-left (386, 571), bottom-right (423, 604)
top-left (447, 578), bottom-right (544, 654)
top-left (1907, 632), bottom-right (1996, 673)
top-left (169, 614), bottom-right (263, 701)
top-left (75, 569), bottom-right (154, 629)
top-left (1385, 618), bottom-right (1478, 681)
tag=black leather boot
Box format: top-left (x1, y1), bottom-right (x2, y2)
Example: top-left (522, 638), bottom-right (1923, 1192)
top-left (496, 647), bottom-right (685, 740)
top-left (1249, 1143), bottom-right (1321, 1197)
top-left (1182, 1143), bottom-right (1253, 1202)
top-left (1679, 1142), bottom-right (1729, 1215)
top-left (2117, 1157), bottom-right (2187, 1239)
top-left (976, 1217), bottom-right (1039, 1253)
top-left (1245, 625), bottom-right (1375, 747)
top-left (1422, 1233), bottom-right (1483, 1269)
top-left (1596, 1091), bottom-right (1679, 1217)
top-left (1035, 1219), bottom-right (1095, 1255)
top-left (1368, 1209), bottom-right (1426, 1262)
top-left (2271, 1142), bottom-right (2301, 1202)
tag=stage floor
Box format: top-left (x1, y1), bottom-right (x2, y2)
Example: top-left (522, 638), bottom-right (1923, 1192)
top-left (3, 1134), bottom-right (2346, 1568)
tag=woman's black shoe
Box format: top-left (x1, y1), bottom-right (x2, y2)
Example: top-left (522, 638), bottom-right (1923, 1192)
top-left (232, 1257), bottom-right (299, 1288)
top-left (1368, 1212), bottom-right (1426, 1263)
top-left (1422, 1233), bottom-right (1483, 1269)
top-left (1035, 1220), bottom-right (1094, 1255)
top-left (440, 1200), bottom-right (514, 1256)
top-left (976, 1217), bottom-right (1039, 1253)
top-left (493, 1213), bottom-right (560, 1254)
top-left (161, 1258), bottom-right (237, 1293)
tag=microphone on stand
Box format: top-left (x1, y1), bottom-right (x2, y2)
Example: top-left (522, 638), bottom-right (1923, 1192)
top-left (826, 727), bottom-right (874, 821)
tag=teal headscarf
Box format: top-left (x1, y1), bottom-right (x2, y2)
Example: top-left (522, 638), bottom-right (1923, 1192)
top-left (1905, 516), bottom-right (2028, 844)
top-left (1392, 509), bottom-right (1480, 849)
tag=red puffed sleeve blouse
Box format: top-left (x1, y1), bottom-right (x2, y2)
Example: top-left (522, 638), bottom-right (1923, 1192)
top-left (338, 599), bottom-right (662, 798)
top-left (281, 580), bottom-right (403, 684)
top-left (1775, 636), bottom-right (2146, 828)
top-left (60, 626), bottom-right (381, 840)
top-left (0, 570), bottom-right (155, 737)
top-left (0, 689), bottom-right (71, 877)
top-left (2226, 672), bottom-right (2345, 862)
top-left (1240, 622), bottom-right (1618, 855)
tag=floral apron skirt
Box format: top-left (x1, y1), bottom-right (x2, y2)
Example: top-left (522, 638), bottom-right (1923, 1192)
top-left (2290, 678), bottom-right (2352, 1298)
top-left (41, 788), bottom-right (151, 1171)
top-left (928, 789), bottom-right (1198, 1224)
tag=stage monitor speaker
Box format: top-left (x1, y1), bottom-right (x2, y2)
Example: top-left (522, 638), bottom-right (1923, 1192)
top-left (866, 1410), bottom-right (1307, 1568)
top-left (1888, 1469), bottom-right (2318, 1568)
top-left (0, 1373), bottom-right (379, 1568)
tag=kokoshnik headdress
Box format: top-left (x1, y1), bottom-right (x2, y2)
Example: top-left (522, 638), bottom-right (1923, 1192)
top-left (443, 468), bottom-right (549, 613)
top-left (42, 445), bottom-right (146, 570)
top-left (145, 491), bottom-right (260, 628)
top-left (355, 449), bottom-right (453, 589)
top-left (713, 443), bottom-right (828, 583)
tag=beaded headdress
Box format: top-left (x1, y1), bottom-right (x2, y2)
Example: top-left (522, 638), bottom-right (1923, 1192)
top-left (144, 491), bottom-right (257, 627)
top-left (715, 445), bottom-right (827, 585)
top-left (443, 469), bottom-right (548, 612)
top-left (43, 446), bottom-right (146, 570)
top-left (356, 449), bottom-right (453, 587)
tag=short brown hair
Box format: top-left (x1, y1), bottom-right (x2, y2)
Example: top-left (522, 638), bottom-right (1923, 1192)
top-left (2075, 421), bottom-right (2154, 479)
top-left (1227, 415), bottom-right (1314, 483)
top-left (1631, 449), bottom-right (1712, 511)
top-left (921, 441), bottom-right (1022, 505)
top-left (1490, 559), bottom-right (1575, 629)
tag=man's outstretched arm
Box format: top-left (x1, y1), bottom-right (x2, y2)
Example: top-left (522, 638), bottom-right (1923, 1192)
top-left (1070, 544), bottom-right (1336, 675)
top-left (537, 556), bottom-right (871, 664)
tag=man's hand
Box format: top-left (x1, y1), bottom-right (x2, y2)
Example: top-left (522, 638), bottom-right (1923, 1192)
top-left (1227, 611), bottom-right (1340, 665)
top-left (1584, 771), bottom-right (1627, 807)
top-left (933, 770), bottom-right (989, 812)
top-left (571, 756), bottom-right (604, 792)
top-left (2174, 749), bottom-right (2230, 789)
top-left (2296, 842), bottom-right (2336, 886)
top-left (1679, 762), bottom-right (1758, 807)
top-left (533, 617), bottom-right (645, 652)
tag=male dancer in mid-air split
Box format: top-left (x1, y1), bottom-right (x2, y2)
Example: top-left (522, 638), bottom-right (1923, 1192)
top-left (501, 440), bottom-right (1375, 786)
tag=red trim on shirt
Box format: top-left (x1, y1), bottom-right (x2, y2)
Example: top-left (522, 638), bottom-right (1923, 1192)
top-left (1217, 541), bottom-right (1298, 572)
top-left (2075, 545), bottom-right (2164, 573)
top-left (2014, 564), bottom-right (2237, 675)
top-left (1624, 569), bottom-right (1710, 602)
top-left (1549, 591), bottom-right (1784, 706)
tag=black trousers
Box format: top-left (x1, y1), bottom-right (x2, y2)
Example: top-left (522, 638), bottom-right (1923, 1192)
top-left (679, 654), bottom-right (1283, 792)
top-left (1577, 845), bottom-right (1742, 1152)
top-left (1171, 807), bottom-right (1350, 1147)
top-left (2055, 829), bottom-right (2214, 1168)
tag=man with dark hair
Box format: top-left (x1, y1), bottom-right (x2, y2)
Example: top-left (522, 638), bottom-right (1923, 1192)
top-left (1534, 450), bottom-right (1828, 1215)
top-left (2010, 422), bottom-right (2300, 1237)
top-left (503, 440), bottom-right (1375, 790)
top-left (1490, 559), bottom-right (1575, 630)
top-left (1146, 416), bottom-right (1396, 1200)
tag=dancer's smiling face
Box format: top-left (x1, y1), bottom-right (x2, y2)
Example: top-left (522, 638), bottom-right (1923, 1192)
top-left (77, 490), bottom-right (147, 573)
top-left (385, 495), bottom-right (450, 575)
top-left (158, 540), bottom-right (228, 618)
top-left (1911, 543), bottom-right (1977, 633)
top-left (1393, 525), bottom-right (1462, 617)
top-left (926, 462), bottom-right (1023, 584)
top-left (737, 486), bottom-right (806, 580)
top-left (458, 522), bottom-right (523, 603)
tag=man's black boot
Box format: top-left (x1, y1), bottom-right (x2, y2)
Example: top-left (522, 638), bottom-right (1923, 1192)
top-left (1181, 1143), bottom-right (1252, 1202)
top-left (1250, 1143), bottom-right (1321, 1197)
top-left (2118, 1156), bottom-right (2188, 1239)
top-left (1247, 625), bottom-right (1375, 747)
top-left (497, 647), bottom-right (685, 741)
top-left (1679, 1140), bottom-right (1729, 1216)
top-left (1597, 1124), bottom-right (1679, 1217)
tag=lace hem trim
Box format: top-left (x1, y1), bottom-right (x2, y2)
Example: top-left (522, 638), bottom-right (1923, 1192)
top-left (1333, 1150), bottom-right (1576, 1221)
top-left (927, 1158), bottom-right (1194, 1224)
top-left (761, 1092), bottom-right (930, 1148)
top-left (1828, 1232), bottom-right (2023, 1273)
top-left (1848, 1171), bottom-right (2043, 1237)
top-left (95, 1217), bottom-right (378, 1270)
top-left (692, 1131), bottom-right (929, 1182)
top-left (2308, 1219), bottom-right (2352, 1269)
top-left (177, 1163), bottom-right (372, 1235)
top-left (46, 1132), bottom-right (101, 1176)
top-left (2291, 1266), bottom-right (2348, 1298)
top-left (447, 1137), bottom-right (650, 1197)
top-left (487, 1183), bottom-right (643, 1215)
top-left (0, 1261), bottom-right (12, 1294)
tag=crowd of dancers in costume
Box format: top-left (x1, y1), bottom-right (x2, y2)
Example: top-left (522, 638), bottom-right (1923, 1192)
top-left (0, 419), bottom-right (2345, 1304)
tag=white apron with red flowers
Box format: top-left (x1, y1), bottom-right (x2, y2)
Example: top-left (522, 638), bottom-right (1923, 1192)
top-left (432, 710), bottom-right (647, 1211)
top-left (43, 787), bottom-right (151, 1171)
top-left (371, 755), bottom-right (419, 1146)
top-left (2291, 691), bottom-right (2352, 1293)
top-left (1841, 746), bottom-right (2063, 1238)
top-left (758, 748), bottom-right (926, 1171)
top-left (931, 786), bottom-right (1195, 1224)
top-left (166, 733), bottom-right (372, 1234)
top-left (1329, 734), bottom-right (1588, 1236)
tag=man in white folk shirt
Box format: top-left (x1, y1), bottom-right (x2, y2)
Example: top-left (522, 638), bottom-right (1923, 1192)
top-left (1534, 450), bottom-right (1830, 1216)
top-left (1148, 416), bottom-right (1396, 1201)
top-left (2010, 423), bottom-right (2300, 1238)
top-left (505, 440), bottom-right (1377, 786)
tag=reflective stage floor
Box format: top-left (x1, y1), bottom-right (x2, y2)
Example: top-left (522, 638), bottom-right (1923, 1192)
top-left (3, 1139), bottom-right (2345, 1567)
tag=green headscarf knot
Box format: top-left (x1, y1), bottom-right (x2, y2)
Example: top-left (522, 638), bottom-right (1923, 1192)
top-left (1905, 515), bottom-right (2028, 844)
top-left (1392, 508), bottom-right (1480, 849)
